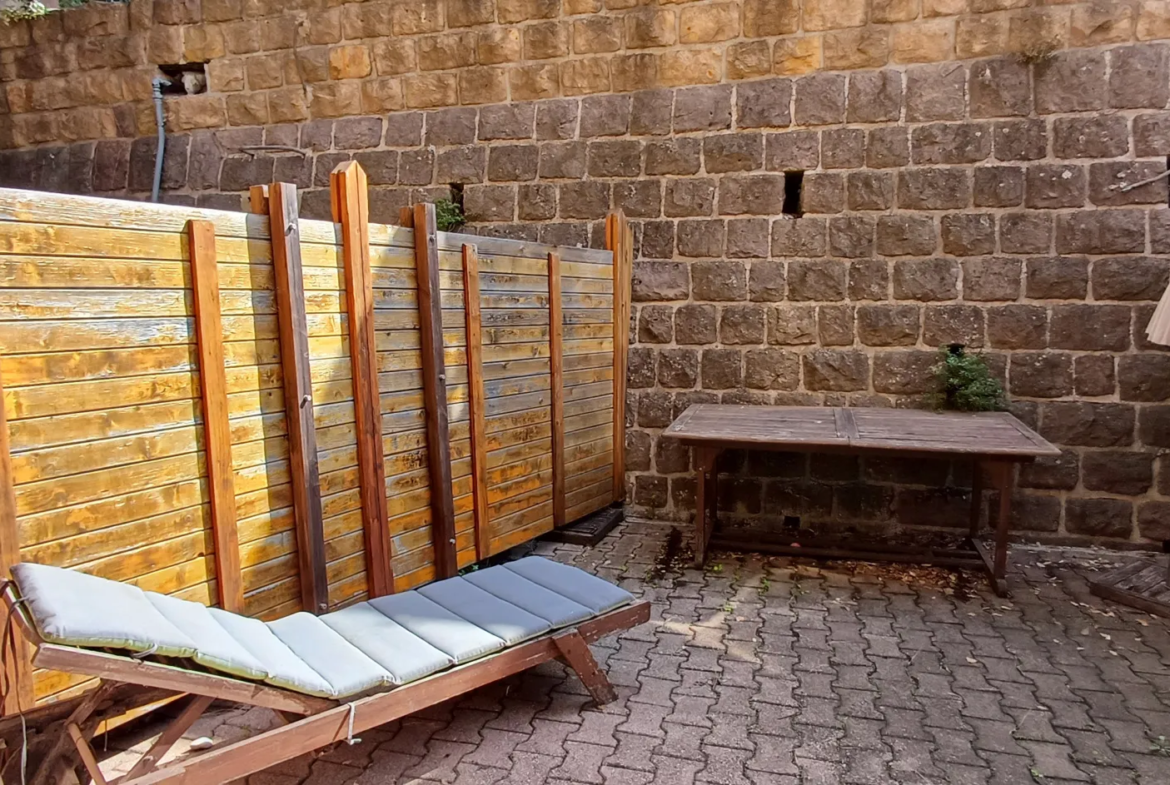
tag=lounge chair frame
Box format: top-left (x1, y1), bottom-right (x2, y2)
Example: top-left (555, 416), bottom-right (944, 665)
top-left (2, 585), bottom-right (649, 785)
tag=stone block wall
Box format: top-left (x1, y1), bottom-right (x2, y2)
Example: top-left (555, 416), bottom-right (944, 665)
top-left (2, 0), bottom-right (1170, 544)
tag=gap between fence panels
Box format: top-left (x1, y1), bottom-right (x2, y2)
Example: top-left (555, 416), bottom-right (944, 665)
top-left (0, 173), bottom-right (630, 711)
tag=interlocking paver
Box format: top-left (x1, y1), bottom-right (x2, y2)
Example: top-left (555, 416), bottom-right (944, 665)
top-left (91, 525), bottom-right (1170, 785)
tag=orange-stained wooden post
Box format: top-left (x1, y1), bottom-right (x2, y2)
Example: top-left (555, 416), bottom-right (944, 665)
top-left (251, 184), bottom-right (329, 614)
top-left (413, 203), bottom-right (457, 579)
top-left (548, 252), bottom-right (566, 528)
top-left (462, 245), bottom-right (490, 560)
top-left (0, 362), bottom-right (34, 714)
top-left (187, 220), bottom-right (244, 613)
top-left (605, 213), bottom-right (632, 503)
top-left (330, 163), bottom-right (394, 597)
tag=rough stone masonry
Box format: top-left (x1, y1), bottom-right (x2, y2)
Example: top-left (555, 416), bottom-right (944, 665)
top-left (1, 0), bottom-right (1170, 545)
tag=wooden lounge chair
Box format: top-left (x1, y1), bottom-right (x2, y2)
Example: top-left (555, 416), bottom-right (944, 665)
top-left (1, 559), bottom-right (649, 785)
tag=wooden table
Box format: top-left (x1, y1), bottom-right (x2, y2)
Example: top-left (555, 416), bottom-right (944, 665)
top-left (664, 405), bottom-right (1061, 596)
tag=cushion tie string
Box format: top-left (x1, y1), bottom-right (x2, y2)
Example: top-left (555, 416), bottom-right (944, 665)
top-left (131, 642), bottom-right (159, 660)
top-left (345, 703), bottom-right (361, 746)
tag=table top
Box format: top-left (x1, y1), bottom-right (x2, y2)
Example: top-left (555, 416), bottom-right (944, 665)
top-left (664, 405), bottom-right (1060, 459)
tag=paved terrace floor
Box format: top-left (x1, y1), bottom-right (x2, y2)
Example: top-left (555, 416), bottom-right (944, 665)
top-left (100, 522), bottom-right (1170, 785)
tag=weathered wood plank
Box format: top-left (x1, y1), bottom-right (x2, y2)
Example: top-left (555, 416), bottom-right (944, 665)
top-left (0, 359), bottom-right (34, 714)
top-left (605, 213), bottom-right (629, 504)
top-left (463, 245), bottom-right (490, 562)
top-left (413, 203), bottom-right (457, 579)
top-left (331, 162), bottom-right (393, 598)
top-left (259, 183), bottom-right (328, 614)
top-left (187, 220), bottom-right (244, 613)
top-left (548, 252), bottom-right (566, 529)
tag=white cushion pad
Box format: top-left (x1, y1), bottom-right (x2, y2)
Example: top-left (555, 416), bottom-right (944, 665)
top-left (13, 563), bottom-right (196, 658)
top-left (147, 593), bottom-right (267, 680)
top-left (367, 592), bottom-right (505, 664)
top-left (267, 613), bottom-right (392, 697)
top-left (321, 603), bottom-right (452, 685)
top-left (463, 565), bottom-right (593, 628)
top-left (209, 610), bottom-right (335, 698)
top-left (503, 557), bottom-right (633, 614)
top-left (419, 577), bottom-right (551, 645)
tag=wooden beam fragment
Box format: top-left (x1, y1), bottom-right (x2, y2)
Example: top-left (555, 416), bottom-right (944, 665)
top-left (548, 252), bottom-right (566, 528)
top-left (330, 162), bottom-right (393, 597)
top-left (462, 244), bottom-right (490, 561)
top-left (605, 213), bottom-right (631, 503)
top-left (0, 362), bottom-right (33, 715)
top-left (256, 183), bottom-right (329, 614)
top-left (413, 203), bottom-right (457, 579)
top-left (186, 220), bottom-right (244, 613)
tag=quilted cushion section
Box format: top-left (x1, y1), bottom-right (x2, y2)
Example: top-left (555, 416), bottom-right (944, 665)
top-left (321, 603), bottom-right (453, 685)
top-left (367, 592), bottom-right (504, 664)
top-left (146, 593), bottom-right (268, 680)
top-left (209, 609), bottom-right (334, 698)
top-left (419, 577), bottom-right (551, 645)
top-left (463, 565), bottom-right (593, 628)
top-left (12, 563), bottom-right (197, 658)
top-left (267, 613), bottom-right (392, 698)
top-left (502, 557), bottom-right (633, 614)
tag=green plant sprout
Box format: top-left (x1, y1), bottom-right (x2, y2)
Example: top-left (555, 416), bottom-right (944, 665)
top-left (434, 198), bottom-right (465, 232)
top-left (933, 344), bottom-right (1006, 412)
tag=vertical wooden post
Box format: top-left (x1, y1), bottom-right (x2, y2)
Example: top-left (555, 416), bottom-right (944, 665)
top-left (330, 163), bottom-right (394, 598)
top-left (0, 363), bottom-right (34, 714)
top-left (413, 203), bottom-right (457, 579)
top-left (605, 213), bottom-right (631, 503)
top-left (253, 183), bottom-right (329, 614)
top-left (548, 252), bottom-right (566, 528)
top-left (187, 220), bottom-right (244, 613)
top-left (463, 245), bottom-right (489, 561)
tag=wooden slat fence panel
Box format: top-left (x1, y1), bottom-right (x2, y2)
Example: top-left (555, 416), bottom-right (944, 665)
top-left (0, 183), bottom-right (626, 711)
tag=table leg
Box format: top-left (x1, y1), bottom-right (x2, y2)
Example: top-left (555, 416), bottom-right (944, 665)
top-left (968, 461), bottom-right (983, 539)
top-left (990, 461), bottom-right (1013, 596)
top-left (693, 447), bottom-right (719, 567)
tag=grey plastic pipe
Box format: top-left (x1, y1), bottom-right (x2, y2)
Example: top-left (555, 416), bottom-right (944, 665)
top-left (150, 77), bottom-right (171, 203)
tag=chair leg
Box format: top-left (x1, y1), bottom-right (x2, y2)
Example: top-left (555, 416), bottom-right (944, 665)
top-left (31, 683), bottom-right (114, 785)
top-left (553, 630), bottom-right (617, 705)
top-left (118, 695), bottom-right (214, 782)
top-left (67, 722), bottom-right (108, 785)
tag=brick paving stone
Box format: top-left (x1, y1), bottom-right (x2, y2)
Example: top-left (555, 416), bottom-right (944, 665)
top-left (656, 722), bottom-right (708, 761)
top-left (550, 740), bottom-right (612, 782)
top-left (606, 732), bottom-right (659, 772)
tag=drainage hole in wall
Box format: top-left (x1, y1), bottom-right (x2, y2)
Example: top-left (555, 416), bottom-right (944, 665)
top-left (157, 63), bottom-right (209, 95)
top-left (782, 171), bottom-right (804, 217)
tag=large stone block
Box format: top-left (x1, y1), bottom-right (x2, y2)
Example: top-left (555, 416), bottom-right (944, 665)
top-left (517, 183), bottom-right (555, 219)
top-left (630, 89), bottom-right (674, 136)
top-left (1053, 116), bottom-right (1130, 159)
top-left (1034, 50), bottom-right (1107, 113)
top-left (993, 119), bottom-right (1047, 161)
top-left (488, 144), bottom-right (538, 182)
top-left (646, 139), bottom-right (702, 177)
top-left (963, 257), bottom-right (1020, 301)
top-left (538, 141), bottom-right (586, 179)
top-left (1066, 498), bottom-right (1133, 538)
top-left (1119, 354), bottom-right (1170, 402)
top-left (1075, 354), bottom-right (1115, 397)
top-left (558, 180), bottom-right (610, 219)
top-left (846, 171), bottom-right (894, 211)
top-left (1026, 256), bottom-right (1088, 300)
top-left (435, 147), bottom-right (486, 183)
top-left (726, 218), bottom-right (771, 258)
top-left (987, 305), bottom-right (1046, 350)
top-left (765, 130), bottom-right (820, 170)
top-left (701, 349), bottom-right (743, 389)
top-left (718, 174), bottom-right (785, 216)
top-left (905, 63), bottom-right (966, 122)
top-left (969, 58), bottom-right (1031, 118)
top-left (828, 215), bottom-right (875, 258)
top-left (728, 40), bottom-right (773, 80)
top-left (847, 69), bottom-right (902, 123)
top-left (771, 217), bottom-right (826, 257)
top-left (748, 260), bottom-right (786, 301)
top-left (821, 128), bottom-right (866, 170)
top-left (675, 303), bottom-right (718, 344)
top-left (857, 304), bottom-right (920, 347)
top-left (867, 127), bottom-right (910, 169)
top-left (737, 78), bottom-right (793, 129)
top-left (1040, 402), bottom-right (1135, 447)
top-left (579, 94), bottom-right (630, 138)
top-left (744, 349), bottom-right (800, 390)
top-left (703, 133), bottom-right (763, 174)
top-left (872, 350), bottom-right (937, 394)
top-left (720, 304), bottom-right (767, 344)
top-left (768, 305), bottom-right (817, 345)
top-left (941, 213), bottom-right (996, 256)
top-left (876, 215), bottom-right (937, 257)
top-left (999, 213), bottom-right (1051, 254)
top-left (1009, 353), bottom-right (1073, 398)
top-left (1056, 210), bottom-right (1146, 255)
top-left (787, 260), bottom-right (847, 301)
top-left (912, 123), bottom-right (992, 165)
top-left (923, 304), bottom-right (984, 348)
top-left (463, 183), bottom-right (516, 222)
top-left (692, 259), bottom-right (747, 299)
top-left (673, 85), bottom-right (733, 132)
top-left (973, 166), bottom-right (1024, 208)
top-left (803, 350), bottom-right (869, 392)
top-left (638, 305), bottom-right (673, 343)
top-left (793, 73), bottom-right (846, 126)
top-left (1092, 257), bottom-right (1170, 301)
top-left (664, 178), bottom-right (715, 217)
top-left (1090, 162), bottom-right (1169, 207)
top-left (587, 139), bottom-right (641, 177)
top-left (897, 168), bottom-right (970, 210)
top-left (892, 258), bottom-right (959, 301)
top-left (743, 0), bottom-right (800, 37)
top-left (613, 180), bottom-right (661, 218)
